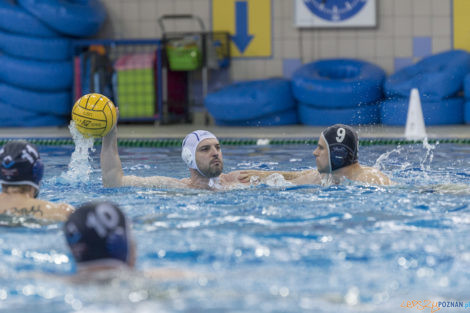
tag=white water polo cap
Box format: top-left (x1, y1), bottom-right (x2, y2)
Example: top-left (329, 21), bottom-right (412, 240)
top-left (181, 130), bottom-right (218, 174)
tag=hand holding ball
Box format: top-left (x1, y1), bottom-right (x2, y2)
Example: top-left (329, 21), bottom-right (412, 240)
top-left (71, 93), bottom-right (117, 138)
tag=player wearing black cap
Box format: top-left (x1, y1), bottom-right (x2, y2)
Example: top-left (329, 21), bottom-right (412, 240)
top-left (64, 201), bottom-right (135, 273)
top-left (64, 201), bottom-right (194, 281)
top-left (0, 140), bottom-right (74, 221)
top-left (238, 124), bottom-right (392, 186)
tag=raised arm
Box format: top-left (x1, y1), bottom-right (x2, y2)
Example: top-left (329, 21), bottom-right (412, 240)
top-left (100, 125), bottom-right (124, 187)
top-left (100, 122), bottom-right (188, 188)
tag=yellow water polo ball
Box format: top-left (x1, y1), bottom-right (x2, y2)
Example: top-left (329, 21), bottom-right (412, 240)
top-left (71, 93), bottom-right (117, 138)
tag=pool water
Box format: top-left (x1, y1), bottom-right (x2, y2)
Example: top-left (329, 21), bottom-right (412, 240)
top-left (1, 141), bottom-right (470, 313)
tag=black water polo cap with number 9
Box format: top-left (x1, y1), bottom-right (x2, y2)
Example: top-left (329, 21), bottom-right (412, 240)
top-left (321, 124), bottom-right (359, 172)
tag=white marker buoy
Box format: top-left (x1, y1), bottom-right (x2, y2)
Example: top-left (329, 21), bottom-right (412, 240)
top-left (405, 88), bottom-right (427, 140)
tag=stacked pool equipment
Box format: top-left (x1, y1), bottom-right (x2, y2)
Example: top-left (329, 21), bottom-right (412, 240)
top-left (0, 0), bottom-right (106, 127)
top-left (381, 50), bottom-right (470, 125)
top-left (204, 78), bottom-right (298, 126)
top-left (464, 73), bottom-right (470, 124)
top-left (292, 59), bottom-right (385, 126)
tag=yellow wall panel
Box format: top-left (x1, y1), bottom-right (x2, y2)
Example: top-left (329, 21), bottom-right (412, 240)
top-left (212, 0), bottom-right (272, 57)
top-left (453, 0), bottom-right (470, 51)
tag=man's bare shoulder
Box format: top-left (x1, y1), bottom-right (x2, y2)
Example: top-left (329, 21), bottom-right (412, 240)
top-left (0, 197), bottom-right (73, 221)
top-left (39, 200), bottom-right (75, 221)
top-left (356, 166), bottom-right (393, 185)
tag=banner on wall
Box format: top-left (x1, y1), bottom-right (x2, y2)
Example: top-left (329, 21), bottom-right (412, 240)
top-left (295, 0), bottom-right (376, 28)
top-left (212, 0), bottom-right (271, 57)
top-left (453, 0), bottom-right (470, 51)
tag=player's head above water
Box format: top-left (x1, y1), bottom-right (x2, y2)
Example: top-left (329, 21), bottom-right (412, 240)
top-left (316, 124), bottom-right (359, 173)
top-left (0, 140), bottom-right (44, 197)
top-left (64, 201), bottom-right (135, 270)
top-left (181, 130), bottom-right (223, 178)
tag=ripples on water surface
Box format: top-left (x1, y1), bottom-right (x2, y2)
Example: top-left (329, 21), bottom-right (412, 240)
top-left (1, 142), bottom-right (469, 312)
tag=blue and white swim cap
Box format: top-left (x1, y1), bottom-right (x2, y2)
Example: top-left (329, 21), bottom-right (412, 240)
top-left (181, 130), bottom-right (218, 175)
top-left (64, 201), bottom-right (131, 267)
top-left (0, 140), bottom-right (44, 197)
top-left (321, 124), bottom-right (358, 172)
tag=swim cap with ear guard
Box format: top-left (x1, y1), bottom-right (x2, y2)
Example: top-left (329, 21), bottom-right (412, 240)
top-left (0, 140), bottom-right (44, 197)
top-left (181, 130), bottom-right (218, 176)
top-left (320, 124), bottom-right (358, 172)
top-left (64, 201), bottom-right (131, 266)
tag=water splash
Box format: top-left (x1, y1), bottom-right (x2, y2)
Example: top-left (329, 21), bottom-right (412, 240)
top-left (320, 174), bottom-right (337, 187)
top-left (374, 145), bottom-right (403, 170)
top-left (374, 139), bottom-right (437, 183)
top-left (420, 138), bottom-right (437, 171)
top-left (264, 173), bottom-right (293, 187)
top-left (59, 121), bottom-right (95, 183)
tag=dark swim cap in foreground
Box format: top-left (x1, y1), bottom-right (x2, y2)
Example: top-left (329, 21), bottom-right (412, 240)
top-left (0, 140), bottom-right (44, 196)
top-left (64, 201), bottom-right (130, 265)
top-left (321, 124), bottom-right (358, 172)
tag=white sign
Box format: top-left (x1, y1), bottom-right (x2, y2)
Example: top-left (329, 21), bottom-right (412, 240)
top-left (295, 0), bottom-right (376, 28)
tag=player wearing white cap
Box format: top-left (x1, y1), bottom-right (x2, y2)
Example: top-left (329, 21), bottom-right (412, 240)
top-left (100, 126), bottom-right (244, 190)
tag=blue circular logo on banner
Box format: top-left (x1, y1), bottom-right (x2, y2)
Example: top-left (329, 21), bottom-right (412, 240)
top-left (303, 0), bottom-right (368, 22)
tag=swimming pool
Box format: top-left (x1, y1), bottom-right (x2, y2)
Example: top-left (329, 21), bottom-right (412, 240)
top-left (1, 140), bottom-right (469, 312)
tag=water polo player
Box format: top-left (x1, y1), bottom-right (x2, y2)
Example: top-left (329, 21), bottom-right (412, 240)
top-left (0, 140), bottom-right (74, 221)
top-left (64, 201), bottom-right (135, 273)
top-left (239, 124), bottom-right (392, 186)
top-left (100, 118), bottom-right (247, 189)
top-left (64, 201), bottom-right (195, 281)
top-left (316, 124), bottom-right (359, 173)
